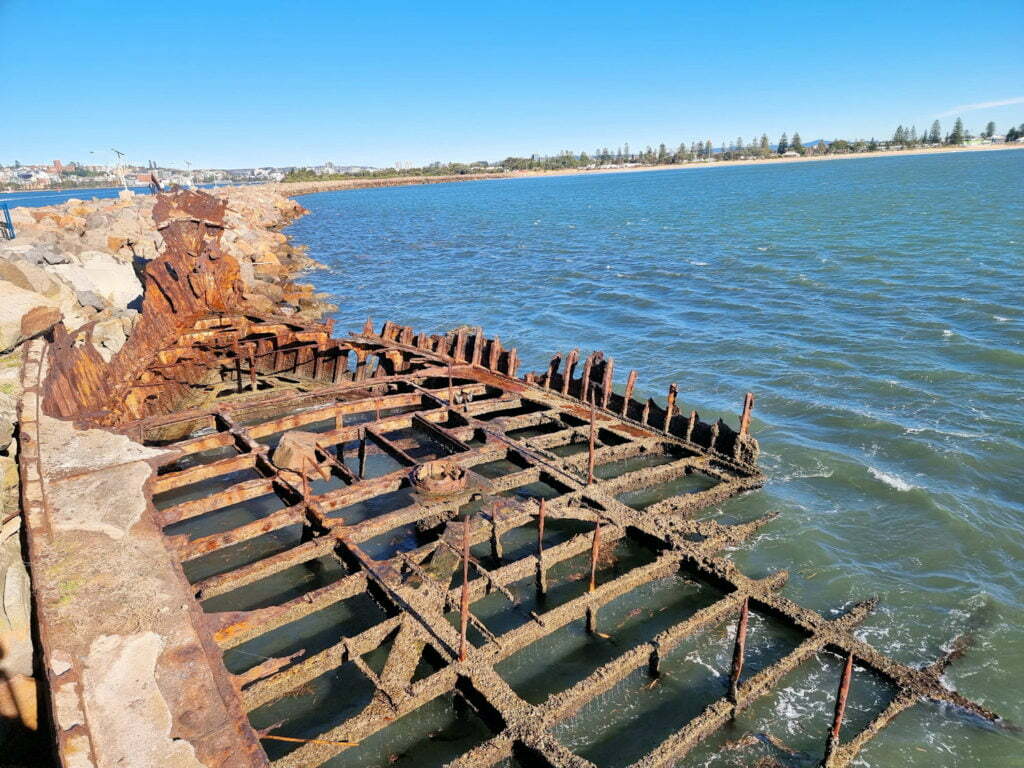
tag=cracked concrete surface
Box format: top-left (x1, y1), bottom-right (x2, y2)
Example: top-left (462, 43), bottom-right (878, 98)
top-left (83, 632), bottom-right (205, 768)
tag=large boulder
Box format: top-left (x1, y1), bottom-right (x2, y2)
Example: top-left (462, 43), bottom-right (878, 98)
top-left (91, 317), bottom-right (128, 361)
top-left (0, 258), bottom-right (64, 298)
top-left (16, 245), bottom-right (71, 266)
top-left (0, 281), bottom-right (62, 352)
top-left (50, 251), bottom-right (142, 310)
top-left (253, 251), bottom-right (283, 279)
top-left (271, 431), bottom-right (329, 480)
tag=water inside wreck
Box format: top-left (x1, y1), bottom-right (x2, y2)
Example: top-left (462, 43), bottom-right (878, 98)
top-left (111, 314), bottom-right (994, 768)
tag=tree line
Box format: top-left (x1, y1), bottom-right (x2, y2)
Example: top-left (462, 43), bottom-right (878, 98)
top-left (283, 117), bottom-right (1022, 181)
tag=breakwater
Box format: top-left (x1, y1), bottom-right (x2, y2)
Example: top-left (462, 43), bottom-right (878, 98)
top-left (270, 173), bottom-right (501, 197)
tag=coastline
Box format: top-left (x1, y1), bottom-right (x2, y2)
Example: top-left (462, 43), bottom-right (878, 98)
top-left (275, 141), bottom-right (1024, 197)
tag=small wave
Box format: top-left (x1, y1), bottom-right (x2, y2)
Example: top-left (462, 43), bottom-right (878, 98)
top-left (905, 426), bottom-right (984, 439)
top-left (683, 650), bottom-right (723, 677)
top-left (775, 459), bottom-right (834, 481)
top-left (690, 260), bottom-right (709, 266)
top-left (868, 466), bottom-right (917, 491)
top-left (942, 329), bottom-right (954, 337)
top-left (994, 315), bottom-right (1008, 322)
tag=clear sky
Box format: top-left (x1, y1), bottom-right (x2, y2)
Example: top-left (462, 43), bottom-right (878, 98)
top-left (3, 0), bottom-right (1022, 169)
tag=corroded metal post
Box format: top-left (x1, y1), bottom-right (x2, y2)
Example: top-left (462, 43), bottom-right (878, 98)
top-left (357, 430), bottom-right (367, 479)
top-left (543, 353), bottom-right (560, 389)
top-left (823, 651), bottom-right (855, 765)
top-left (664, 383), bottom-right (678, 432)
top-left (561, 349), bottom-right (579, 396)
top-left (621, 369), bottom-right (637, 416)
top-left (580, 352), bottom-right (595, 404)
top-left (490, 513), bottom-right (503, 563)
top-left (454, 327), bottom-right (467, 361)
top-left (488, 336), bottom-right (502, 371)
top-left (649, 640), bottom-right (661, 677)
top-left (728, 596), bottom-right (750, 706)
top-left (600, 356), bottom-right (614, 409)
top-left (448, 361), bottom-right (454, 406)
top-left (459, 517), bottom-right (470, 662)
top-left (586, 519), bottom-right (601, 633)
top-left (588, 402), bottom-right (597, 485)
top-left (301, 457), bottom-right (311, 500)
top-left (740, 392), bottom-right (755, 435)
top-left (536, 498), bottom-right (547, 595)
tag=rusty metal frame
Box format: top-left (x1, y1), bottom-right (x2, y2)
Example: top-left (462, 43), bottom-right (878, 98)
top-left (102, 317), bottom-right (996, 768)
top-left (30, 190), bottom-right (998, 768)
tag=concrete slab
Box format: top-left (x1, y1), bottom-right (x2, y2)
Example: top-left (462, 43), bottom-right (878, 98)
top-left (19, 339), bottom-right (268, 768)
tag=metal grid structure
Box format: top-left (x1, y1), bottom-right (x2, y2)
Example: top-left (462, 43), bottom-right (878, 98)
top-left (122, 318), bottom-right (998, 768)
top-left (31, 190), bottom-right (999, 768)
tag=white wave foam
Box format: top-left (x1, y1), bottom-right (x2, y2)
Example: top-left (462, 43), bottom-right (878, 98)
top-left (776, 459), bottom-right (834, 482)
top-left (690, 260), bottom-right (709, 266)
top-left (905, 426), bottom-right (983, 439)
top-left (994, 315), bottom-right (1008, 322)
top-left (942, 329), bottom-right (954, 337)
top-left (868, 466), bottom-right (917, 491)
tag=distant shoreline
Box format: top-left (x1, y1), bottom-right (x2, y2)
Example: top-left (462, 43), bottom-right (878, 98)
top-left (275, 142), bottom-right (1024, 197)
top-left (5, 143), bottom-right (1019, 200)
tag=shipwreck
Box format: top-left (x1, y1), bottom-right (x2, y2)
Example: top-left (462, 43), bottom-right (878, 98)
top-left (18, 189), bottom-right (998, 768)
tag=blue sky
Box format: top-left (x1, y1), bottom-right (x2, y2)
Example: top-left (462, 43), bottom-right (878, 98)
top-left (3, 0), bottom-right (1022, 168)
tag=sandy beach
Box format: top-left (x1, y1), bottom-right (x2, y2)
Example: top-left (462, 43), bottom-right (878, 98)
top-left (277, 141), bottom-right (1024, 196)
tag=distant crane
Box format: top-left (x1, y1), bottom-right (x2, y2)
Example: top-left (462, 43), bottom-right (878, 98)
top-left (111, 148), bottom-right (128, 190)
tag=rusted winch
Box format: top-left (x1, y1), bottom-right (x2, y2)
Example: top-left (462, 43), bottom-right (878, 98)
top-left (409, 458), bottom-right (467, 498)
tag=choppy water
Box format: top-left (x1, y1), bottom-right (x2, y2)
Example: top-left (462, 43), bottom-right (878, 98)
top-left (287, 151), bottom-right (1024, 766)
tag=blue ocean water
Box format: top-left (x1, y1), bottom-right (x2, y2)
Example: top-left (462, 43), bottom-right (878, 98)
top-left (0, 182), bottom-right (233, 208)
top-left (288, 151), bottom-right (1023, 766)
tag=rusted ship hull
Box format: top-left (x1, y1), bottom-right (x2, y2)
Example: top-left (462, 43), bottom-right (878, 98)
top-left (19, 190), bottom-right (997, 768)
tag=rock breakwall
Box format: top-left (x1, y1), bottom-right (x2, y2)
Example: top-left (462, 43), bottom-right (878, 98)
top-left (0, 185), bottom-right (331, 739)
